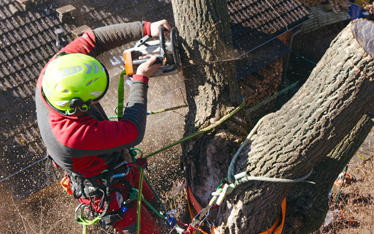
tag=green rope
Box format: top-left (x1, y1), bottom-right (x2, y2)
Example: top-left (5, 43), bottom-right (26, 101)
top-left (227, 79), bottom-right (303, 182)
top-left (76, 216), bottom-right (101, 226)
top-left (144, 175), bottom-right (167, 215)
top-left (147, 105), bottom-right (188, 115)
top-left (149, 150), bottom-right (182, 171)
top-left (129, 148), bottom-right (143, 158)
top-left (246, 79), bottom-right (301, 114)
top-left (129, 148), bottom-right (164, 234)
top-left (145, 100), bottom-right (246, 159)
top-left (129, 149), bottom-right (166, 214)
top-left (117, 70), bottom-right (126, 120)
top-left (108, 104), bottom-right (188, 120)
top-left (127, 148), bottom-right (145, 234)
top-left (130, 188), bottom-right (167, 218)
top-left (137, 167), bottom-right (144, 234)
top-left (144, 79), bottom-right (302, 160)
top-left (129, 148), bottom-right (171, 218)
top-left (141, 193), bottom-right (167, 218)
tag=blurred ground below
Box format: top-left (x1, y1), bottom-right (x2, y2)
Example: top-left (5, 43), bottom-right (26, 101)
top-left (313, 127), bottom-right (374, 234)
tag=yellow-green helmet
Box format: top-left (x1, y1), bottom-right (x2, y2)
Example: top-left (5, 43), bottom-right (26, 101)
top-left (42, 53), bottom-right (109, 115)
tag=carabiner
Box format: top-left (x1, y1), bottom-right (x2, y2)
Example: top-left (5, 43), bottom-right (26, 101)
top-left (75, 203), bottom-right (86, 221)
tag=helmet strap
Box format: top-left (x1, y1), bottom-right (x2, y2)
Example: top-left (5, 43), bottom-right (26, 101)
top-left (66, 98), bottom-right (92, 115)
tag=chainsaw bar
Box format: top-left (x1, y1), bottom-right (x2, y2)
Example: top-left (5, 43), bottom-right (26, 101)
top-left (180, 56), bottom-right (243, 68)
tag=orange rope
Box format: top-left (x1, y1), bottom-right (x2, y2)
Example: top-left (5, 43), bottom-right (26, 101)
top-left (187, 185), bottom-right (287, 234)
top-left (259, 198), bottom-right (287, 234)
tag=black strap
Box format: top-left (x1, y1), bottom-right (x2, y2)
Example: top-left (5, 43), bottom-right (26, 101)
top-left (66, 151), bottom-right (134, 220)
top-left (101, 214), bottom-right (122, 229)
top-left (100, 190), bottom-right (134, 229)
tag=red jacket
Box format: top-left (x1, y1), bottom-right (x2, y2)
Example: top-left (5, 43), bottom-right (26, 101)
top-left (36, 22), bottom-right (151, 178)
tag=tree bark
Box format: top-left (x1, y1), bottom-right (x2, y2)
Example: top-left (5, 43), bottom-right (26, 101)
top-left (284, 114), bottom-right (374, 233)
top-left (171, 0), bottom-right (249, 210)
top-left (218, 19), bottom-right (374, 234)
top-left (171, 1), bottom-right (374, 232)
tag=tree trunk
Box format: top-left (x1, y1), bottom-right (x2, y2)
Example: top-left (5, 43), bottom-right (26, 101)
top-left (218, 19), bottom-right (374, 234)
top-left (284, 114), bottom-right (374, 233)
top-left (171, 1), bottom-right (374, 232)
top-left (171, 0), bottom-right (249, 210)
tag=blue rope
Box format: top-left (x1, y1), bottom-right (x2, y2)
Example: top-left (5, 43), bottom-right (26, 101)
top-left (0, 157), bottom-right (47, 183)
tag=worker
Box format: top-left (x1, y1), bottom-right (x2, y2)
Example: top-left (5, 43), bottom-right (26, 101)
top-left (35, 19), bottom-right (171, 233)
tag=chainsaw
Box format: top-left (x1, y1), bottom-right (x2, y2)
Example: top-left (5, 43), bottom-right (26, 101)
top-left (123, 26), bottom-right (182, 77)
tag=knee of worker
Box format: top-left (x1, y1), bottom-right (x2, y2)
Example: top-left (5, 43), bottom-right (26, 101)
top-left (113, 205), bottom-right (162, 234)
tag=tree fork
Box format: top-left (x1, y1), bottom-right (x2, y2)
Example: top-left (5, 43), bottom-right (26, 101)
top-left (218, 19), bottom-right (374, 234)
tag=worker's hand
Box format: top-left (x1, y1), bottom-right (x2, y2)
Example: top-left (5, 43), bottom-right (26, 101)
top-left (150, 19), bottom-right (171, 37)
top-left (136, 56), bottom-right (162, 78)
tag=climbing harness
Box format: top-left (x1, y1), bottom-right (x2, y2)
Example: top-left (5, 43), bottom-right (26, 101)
top-left (124, 114), bottom-right (314, 233)
top-left (51, 70), bottom-right (313, 234)
top-left (0, 73), bottom-right (302, 185)
top-left (54, 150), bottom-right (139, 233)
top-left (0, 67), bottom-right (313, 234)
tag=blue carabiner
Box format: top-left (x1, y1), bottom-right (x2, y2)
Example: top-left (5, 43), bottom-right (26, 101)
top-left (167, 217), bottom-right (176, 228)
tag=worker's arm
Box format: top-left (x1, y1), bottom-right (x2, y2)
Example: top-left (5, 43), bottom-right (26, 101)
top-left (89, 22), bottom-right (146, 57)
top-left (90, 19), bottom-right (171, 56)
top-left (57, 21), bottom-right (148, 56)
top-left (58, 20), bottom-right (170, 57)
top-left (121, 57), bottom-right (161, 146)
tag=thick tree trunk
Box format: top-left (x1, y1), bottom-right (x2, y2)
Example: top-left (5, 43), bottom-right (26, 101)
top-left (284, 114), bottom-right (374, 233)
top-left (171, 0), bottom-right (249, 209)
top-left (218, 19), bottom-right (374, 234)
top-left (171, 1), bottom-right (374, 232)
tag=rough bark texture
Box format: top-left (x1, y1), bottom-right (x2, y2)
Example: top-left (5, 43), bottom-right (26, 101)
top-left (218, 19), bottom-right (374, 234)
top-left (284, 114), bottom-right (374, 233)
top-left (171, 0), bottom-right (249, 209)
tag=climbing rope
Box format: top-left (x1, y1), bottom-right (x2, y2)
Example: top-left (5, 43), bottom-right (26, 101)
top-left (0, 69), bottom-right (310, 234)
top-left (109, 104), bottom-right (188, 120)
top-left (74, 203), bottom-right (102, 234)
top-left (145, 100), bottom-right (246, 159)
top-left (1, 76), bottom-right (303, 185)
top-left (117, 70), bottom-right (126, 120)
top-left (227, 117), bottom-right (265, 183)
top-left (126, 120), bottom-right (315, 233)
top-left (226, 169), bottom-right (315, 195)
top-left (74, 73), bottom-right (308, 233)
top-left (179, 168), bottom-right (314, 233)
top-left (245, 78), bottom-right (301, 115)
top-left (0, 156), bottom-right (47, 183)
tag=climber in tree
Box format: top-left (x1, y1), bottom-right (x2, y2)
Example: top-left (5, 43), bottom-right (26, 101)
top-left (35, 19), bottom-right (171, 233)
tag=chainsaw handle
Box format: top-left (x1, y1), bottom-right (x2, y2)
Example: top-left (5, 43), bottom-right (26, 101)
top-left (132, 56), bottom-right (164, 65)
